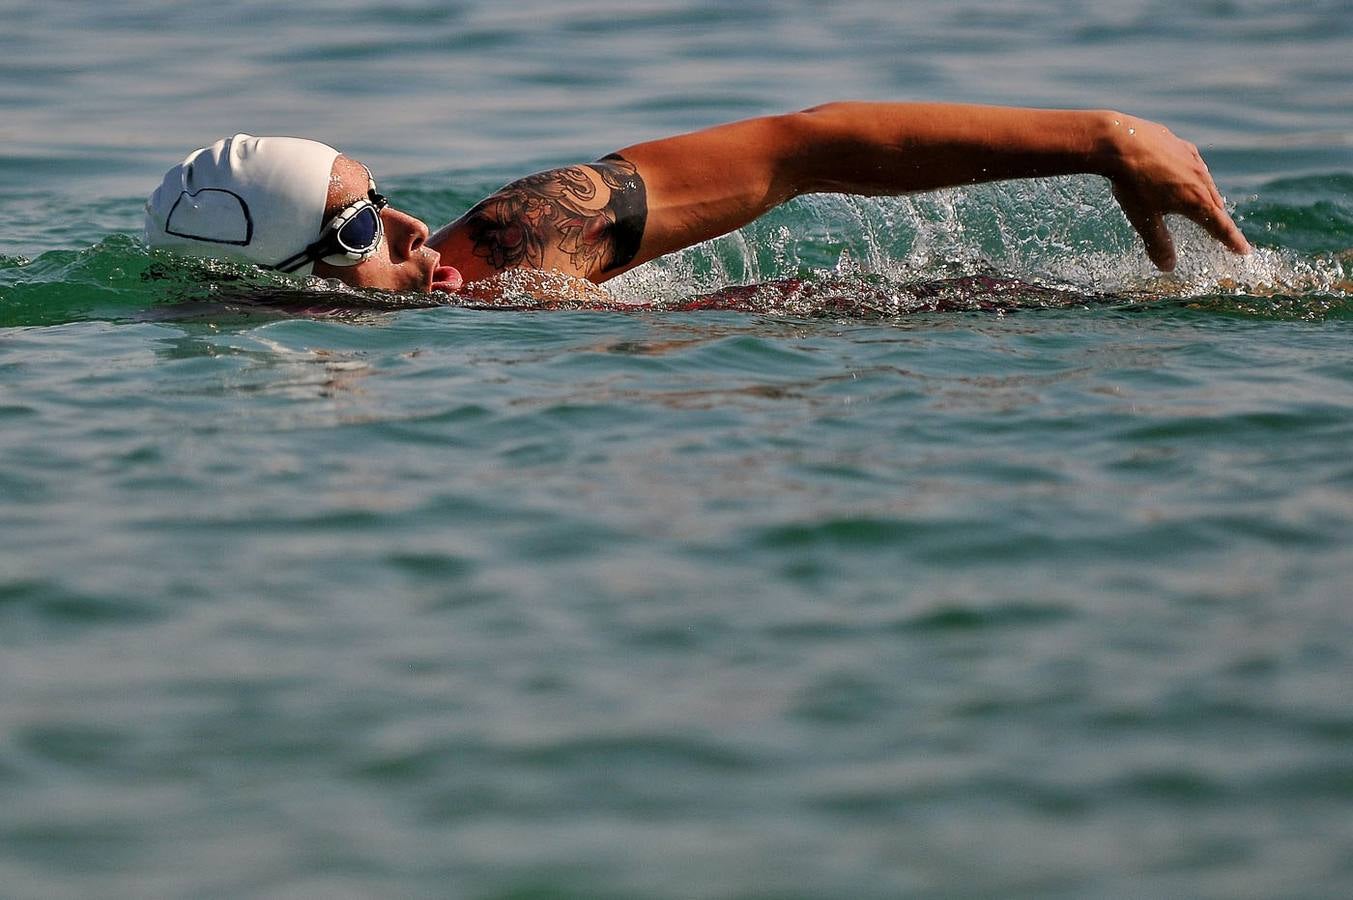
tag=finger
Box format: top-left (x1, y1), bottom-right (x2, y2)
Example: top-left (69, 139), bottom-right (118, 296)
top-left (1115, 186), bottom-right (1177, 271)
top-left (1184, 145), bottom-right (1223, 206)
top-left (1186, 202), bottom-right (1251, 256)
top-left (1192, 157), bottom-right (1250, 254)
top-left (1204, 172), bottom-right (1225, 213)
top-left (1138, 210), bottom-right (1177, 271)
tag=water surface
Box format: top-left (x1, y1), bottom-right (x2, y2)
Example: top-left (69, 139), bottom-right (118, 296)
top-left (2, 1), bottom-right (1352, 897)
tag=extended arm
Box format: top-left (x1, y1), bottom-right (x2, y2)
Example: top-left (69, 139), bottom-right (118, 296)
top-left (429, 102), bottom-right (1249, 285)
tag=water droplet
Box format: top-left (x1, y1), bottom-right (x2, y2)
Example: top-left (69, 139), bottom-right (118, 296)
top-left (1128, 127), bottom-right (1136, 135)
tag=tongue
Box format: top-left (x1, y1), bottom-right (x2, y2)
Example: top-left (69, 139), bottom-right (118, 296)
top-left (431, 265), bottom-right (463, 293)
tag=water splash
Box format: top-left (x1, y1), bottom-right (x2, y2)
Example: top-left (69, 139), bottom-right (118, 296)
top-left (611, 175), bottom-right (1352, 308)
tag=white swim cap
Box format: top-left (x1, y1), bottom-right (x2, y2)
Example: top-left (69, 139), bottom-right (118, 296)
top-left (144, 133), bottom-right (340, 275)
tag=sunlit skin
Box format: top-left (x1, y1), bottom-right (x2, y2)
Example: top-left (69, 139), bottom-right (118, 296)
top-left (312, 156), bottom-right (462, 294)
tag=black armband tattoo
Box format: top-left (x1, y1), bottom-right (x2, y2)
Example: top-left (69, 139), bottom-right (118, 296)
top-left (596, 153), bottom-right (647, 271)
top-left (463, 155), bottom-right (648, 276)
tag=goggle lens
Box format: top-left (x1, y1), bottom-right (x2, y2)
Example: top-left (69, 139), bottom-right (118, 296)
top-left (336, 206), bottom-right (381, 254)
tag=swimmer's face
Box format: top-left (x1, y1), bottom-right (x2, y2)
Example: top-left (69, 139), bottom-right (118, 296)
top-left (312, 157), bottom-right (459, 294)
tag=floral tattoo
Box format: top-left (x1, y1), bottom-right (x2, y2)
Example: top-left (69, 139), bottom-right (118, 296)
top-left (463, 155), bottom-right (647, 276)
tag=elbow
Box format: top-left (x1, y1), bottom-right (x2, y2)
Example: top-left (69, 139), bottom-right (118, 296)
top-left (746, 110), bottom-right (810, 203)
top-left (774, 103), bottom-right (864, 196)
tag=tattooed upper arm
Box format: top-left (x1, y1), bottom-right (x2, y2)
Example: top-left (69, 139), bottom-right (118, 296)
top-left (460, 155), bottom-right (648, 280)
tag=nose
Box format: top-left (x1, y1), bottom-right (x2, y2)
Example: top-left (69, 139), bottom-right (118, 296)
top-left (383, 208), bottom-right (429, 261)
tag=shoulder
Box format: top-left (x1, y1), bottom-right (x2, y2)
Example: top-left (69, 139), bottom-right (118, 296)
top-left (428, 156), bottom-right (647, 285)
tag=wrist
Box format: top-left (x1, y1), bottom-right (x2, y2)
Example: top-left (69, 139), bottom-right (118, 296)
top-left (1088, 109), bottom-right (1131, 179)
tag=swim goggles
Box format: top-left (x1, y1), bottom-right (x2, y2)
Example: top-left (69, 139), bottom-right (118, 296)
top-left (274, 180), bottom-right (388, 273)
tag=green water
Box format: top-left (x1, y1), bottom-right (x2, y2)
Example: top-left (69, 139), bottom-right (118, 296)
top-left (3, 1), bottom-right (1353, 897)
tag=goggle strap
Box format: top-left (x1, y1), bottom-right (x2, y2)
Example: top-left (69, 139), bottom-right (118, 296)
top-left (273, 235), bottom-right (332, 273)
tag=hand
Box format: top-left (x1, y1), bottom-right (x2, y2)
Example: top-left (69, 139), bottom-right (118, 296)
top-left (1105, 114), bottom-right (1250, 270)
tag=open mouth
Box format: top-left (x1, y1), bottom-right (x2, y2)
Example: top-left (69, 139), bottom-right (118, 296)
top-left (430, 264), bottom-right (463, 294)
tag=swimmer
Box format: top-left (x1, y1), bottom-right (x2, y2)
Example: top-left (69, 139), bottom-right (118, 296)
top-left (144, 102), bottom-right (1250, 297)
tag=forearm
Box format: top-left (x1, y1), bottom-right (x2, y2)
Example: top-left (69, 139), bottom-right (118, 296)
top-left (784, 101), bottom-right (1123, 195)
